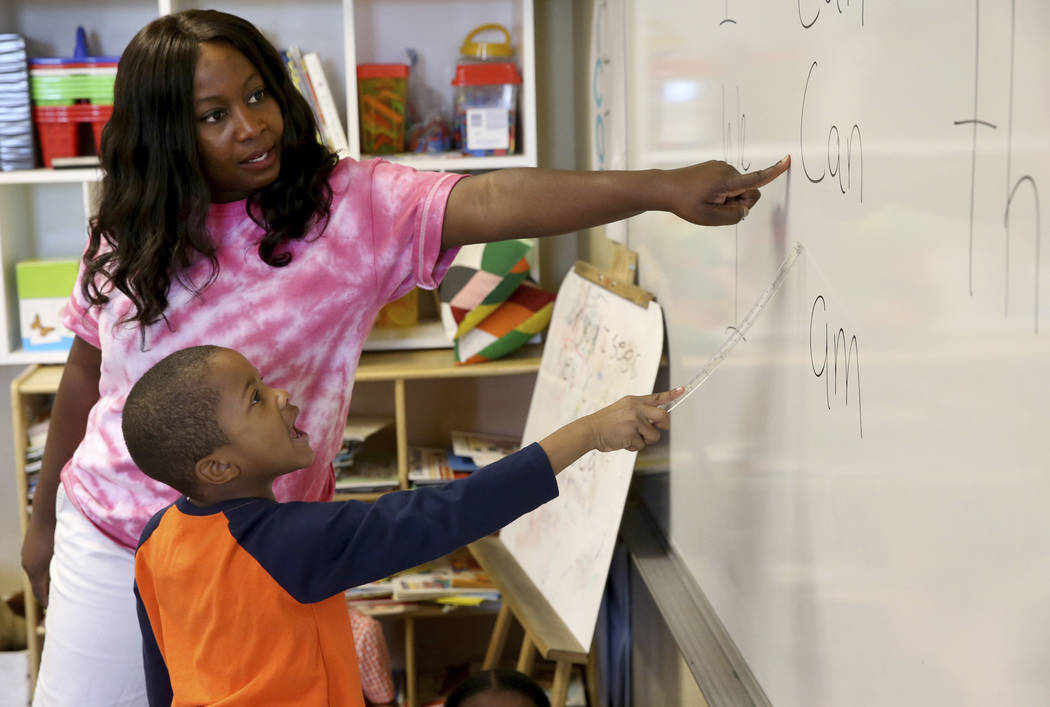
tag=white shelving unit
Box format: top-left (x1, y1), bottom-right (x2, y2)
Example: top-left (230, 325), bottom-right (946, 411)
top-left (0, 0), bottom-right (538, 365)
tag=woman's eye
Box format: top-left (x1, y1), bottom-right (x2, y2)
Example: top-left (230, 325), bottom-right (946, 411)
top-left (247, 88), bottom-right (266, 104)
top-left (201, 109), bottom-right (226, 124)
top-left (250, 389), bottom-right (261, 405)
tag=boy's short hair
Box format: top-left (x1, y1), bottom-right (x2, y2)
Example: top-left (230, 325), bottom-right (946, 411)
top-left (122, 345), bottom-right (229, 496)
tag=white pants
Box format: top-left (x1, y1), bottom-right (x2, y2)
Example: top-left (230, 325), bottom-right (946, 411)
top-left (32, 486), bottom-right (147, 707)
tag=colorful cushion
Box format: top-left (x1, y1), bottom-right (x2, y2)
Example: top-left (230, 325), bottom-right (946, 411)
top-left (439, 239), bottom-right (534, 340)
top-left (454, 280), bottom-right (555, 364)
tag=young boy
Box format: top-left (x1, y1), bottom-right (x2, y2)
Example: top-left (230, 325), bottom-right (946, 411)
top-left (123, 345), bottom-right (681, 706)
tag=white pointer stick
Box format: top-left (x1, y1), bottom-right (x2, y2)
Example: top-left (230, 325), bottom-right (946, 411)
top-left (661, 242), bottom-right (804, 413)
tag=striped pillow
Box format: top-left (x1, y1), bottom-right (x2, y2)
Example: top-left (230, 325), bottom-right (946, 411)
top-left (453, 280), bottom-right (555, 364)
top-left (439, 239), bottom-right (534, 341)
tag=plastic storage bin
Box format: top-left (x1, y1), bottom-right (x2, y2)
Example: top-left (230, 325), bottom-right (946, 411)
top-left (451, 62), bottom-right (521, 156)
top-left (29, 27), bottom-right (118, 167)
top-left (357, 63), bottom-right (409, 154)
top-left (32, 103), bottom-right (112, 167)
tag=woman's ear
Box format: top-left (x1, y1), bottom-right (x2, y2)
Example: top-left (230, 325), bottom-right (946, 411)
top-left (195, 455), bottom-right (241, 485)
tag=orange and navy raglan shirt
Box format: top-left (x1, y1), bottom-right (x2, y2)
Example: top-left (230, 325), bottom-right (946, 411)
top-left (134, 443), bottom-right (556, 706)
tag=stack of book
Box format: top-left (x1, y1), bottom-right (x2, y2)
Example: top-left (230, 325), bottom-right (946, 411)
top-left (408, 431), bottom-right (521, 488)
top-left (407, 446), bottom-right (455, 487)
top-left (0, 34), bottom-right (34, 171)
top-left (333, 417), bottom-right (399, 494)
top-left (23, 405), bottom-right (50, 503)
top-left (281, 46), bottom-right (349, 157)
top-left (346, 548), bottom-right (500, 614)
top-left (448, 430), bottom-right (520, 471)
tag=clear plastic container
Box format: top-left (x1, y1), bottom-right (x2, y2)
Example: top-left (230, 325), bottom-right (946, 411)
top-left (451, 62), bottom-right (521, 156)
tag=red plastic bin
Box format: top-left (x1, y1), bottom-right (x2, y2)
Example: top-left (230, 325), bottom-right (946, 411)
top-left (32, 104), bottom-right (113, 167)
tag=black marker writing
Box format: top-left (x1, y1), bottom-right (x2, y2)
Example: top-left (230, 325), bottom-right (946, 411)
top-left (720, 0), bottom-right (737, 25)
top-left (800, 61), bottom-right (863, 202)
top-left (953, 0), bottom-right (997, 297)
top-left (1005, 176), bottom-right (1042, 332)
top-left (954, 0), bottom-right (1042, 332)
top-left (810, 295), bottom-right (863, 438)
top-left (799, 0), bottom-right (865, 28)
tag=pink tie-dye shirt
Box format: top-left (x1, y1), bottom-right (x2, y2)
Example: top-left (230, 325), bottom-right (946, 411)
top-left (60, 158), bottom-right (465, 549)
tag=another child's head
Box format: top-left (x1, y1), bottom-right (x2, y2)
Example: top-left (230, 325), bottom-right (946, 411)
top-left (443, 669), bottom-right (551, 707)
top-left (122, 345), bottom-right (314, 501)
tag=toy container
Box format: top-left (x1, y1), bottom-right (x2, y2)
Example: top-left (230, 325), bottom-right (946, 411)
top-left (29, 28), bottom-right (118, 167)
top-left (357, 63), bottom-right (409, 154)
top-left (451, 62), bottom-right (521, 156)
top-left (458, 23), bottom-right (514, 63)
top-left (16, 258), bottom-right (79, 352)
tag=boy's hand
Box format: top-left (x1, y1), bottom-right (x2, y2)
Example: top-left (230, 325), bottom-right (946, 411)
top-left (587, 387), bottom-right (684, 453)
top-left (539, 387), bottom-right (684, 473)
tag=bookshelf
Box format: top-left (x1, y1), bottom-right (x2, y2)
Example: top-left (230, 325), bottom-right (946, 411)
top-left (0, 0), bottom-right (538, 364)
top-left (10, 344), bottom-right (542, 702)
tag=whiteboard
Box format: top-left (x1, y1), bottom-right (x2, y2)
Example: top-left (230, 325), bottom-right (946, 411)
top-left (501, 268), bottom-right (663, 648)
top-left (623, 1), bottom-right (1050, 705)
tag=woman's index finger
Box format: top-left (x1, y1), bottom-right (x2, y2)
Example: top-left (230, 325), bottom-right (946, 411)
top-left (733, 155), bottom-right (791, 191)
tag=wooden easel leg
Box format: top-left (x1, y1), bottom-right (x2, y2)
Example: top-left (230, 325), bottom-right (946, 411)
top-left (484, 603), bottom-right (513, 670)
top-left (550, 660), bottom-right (573, 707)
top-left (585, 640), bottom-right (600, 707)
top-left (405, 616), bottom-right (416, 707)
top-left (516, 634), bottom-right (536, 675)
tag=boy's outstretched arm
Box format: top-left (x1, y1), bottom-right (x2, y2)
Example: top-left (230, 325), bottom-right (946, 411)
top-left (442, 157), bottom-right (790, 249)
top-left (538, 387), bottom-right (684, 474)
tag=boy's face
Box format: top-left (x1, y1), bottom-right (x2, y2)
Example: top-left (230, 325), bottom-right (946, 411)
top-left (193, 41), bottom-right (284, 203)
top-left (207, 349), bottom-right (314, 485)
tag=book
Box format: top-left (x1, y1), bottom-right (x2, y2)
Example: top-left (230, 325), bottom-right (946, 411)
top-left (345, 578), bottom-right (393, 600)
top-left (334, 454), bottom-right (399, 493)
top-left (450, 430), bottom-right (521, 467)
top-left (302, 51), bottom-right (350, 156)
top-left (281, 46), bottom-right (327, 149)
top-left (445, 449), bottom-right (479, 472)
top-left (333, 417), bottom-right (397, 492)
top-left (390, 548), bottom-right (499, 602)
top-left (408, 446), bottom-right (454, 486)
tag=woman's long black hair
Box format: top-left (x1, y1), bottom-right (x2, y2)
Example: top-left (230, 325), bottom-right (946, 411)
top-left (84, 9), bottom-right (339, 340)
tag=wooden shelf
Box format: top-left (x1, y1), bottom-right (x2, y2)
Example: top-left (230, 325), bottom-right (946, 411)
top-left (354, 344), bottom-right (543, 381)
top-left (0, 167), bottom-right (103, 185)
top-left (14, 344), bottom-right (543, 395)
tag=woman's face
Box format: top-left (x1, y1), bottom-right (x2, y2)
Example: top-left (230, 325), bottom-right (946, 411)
top-left (193, 41), bottom-right (284, 202)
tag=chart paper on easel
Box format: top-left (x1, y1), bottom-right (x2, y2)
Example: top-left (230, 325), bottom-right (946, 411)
top-left (500, 267), bottom-right (663, 648)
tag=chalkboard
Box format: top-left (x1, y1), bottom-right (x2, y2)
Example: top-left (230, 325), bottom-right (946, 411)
top-left (500, 266), bottom-right (663, 649)
top-left (620, 1), bottom-right (1050, 705)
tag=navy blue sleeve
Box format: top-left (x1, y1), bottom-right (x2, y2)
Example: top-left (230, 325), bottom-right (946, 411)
top-left (134, 583), bottom-right (174, 706)
top-left (134, 504), bottom-right (175, 706)
top-left (225, 442), bottom-right (557, 603)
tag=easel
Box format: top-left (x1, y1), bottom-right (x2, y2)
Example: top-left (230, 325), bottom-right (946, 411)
top-left (471, 243), bottom-right (654, 707)
top-left (470, 535), bottom-right (598, 707)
